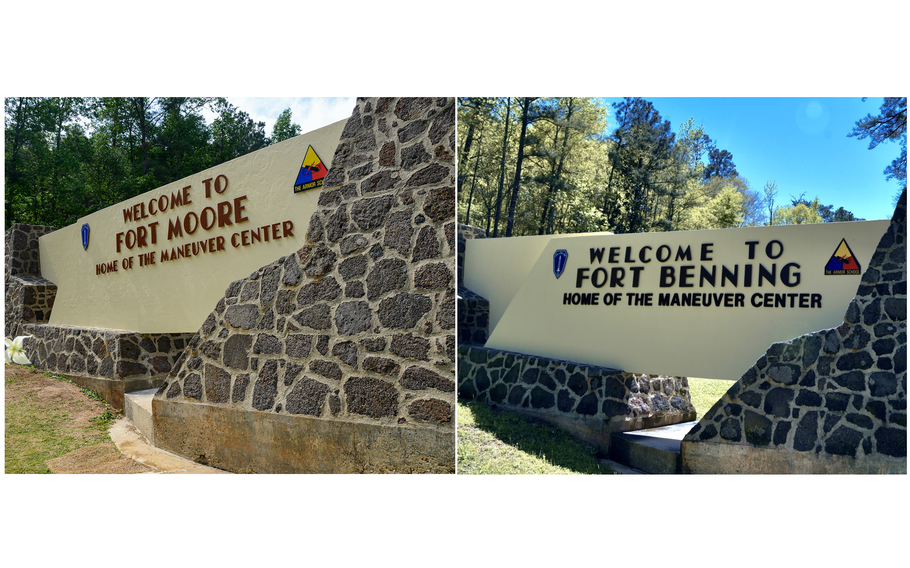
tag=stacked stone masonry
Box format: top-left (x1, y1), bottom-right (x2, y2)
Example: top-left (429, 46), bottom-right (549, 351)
top-left (21, 325), bottom-right (195, 380)
top-left (155, 98), bottom-right (457, 440)
top-left (683, 190), bottom-right (907, 472)
top-left (457, 226), bottom-right (490, 346)
top-left (5, 224), bottom-right (57, 338)
top-left (5, 223), bottom-right (196, 408)
top-left (459, 344), bottom-right (696, 437)
top-left (457, 287), bottom-right (490, 346)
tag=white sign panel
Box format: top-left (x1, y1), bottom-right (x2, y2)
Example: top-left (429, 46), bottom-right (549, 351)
top-left (466, 221), bottom-right (890, 380)
top-left (39, 120), bottom-right (345, 333)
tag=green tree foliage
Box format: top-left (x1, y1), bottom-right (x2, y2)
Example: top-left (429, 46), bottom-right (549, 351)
top-left (849, 97), bottom-right (907, 188)
top-left (679, 178), bottom-right (748, 230)
top-left (775, 197), bottom-right (824, 225)
top-left (703, 148), bottom-right (738, 180)
top-left (819, 205), bottom-right (858, 222)
top-left (458, 97), bottom-right (609, 237)
top-left (4, 97), bottom-right (280, 229)
top-left (602, 97), bottom-right (675, 233)
top-left (210, 99), bottom-right (269, 164)
top-left (458, 97), bottom-right (789, 238)
top-left (780, 195), bottom-right (861, 224)
top-left (688, 185), bottom-right (744, 229)
top-left (5, 97), bottom-right (93, 228)
top-left (271, 108), bottom-right (302, 144)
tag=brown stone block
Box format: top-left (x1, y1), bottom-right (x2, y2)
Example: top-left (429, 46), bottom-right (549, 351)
top-left (344, 377), bottom-right (398, 418)
top-left (407, 399), bottom-right (452, 424)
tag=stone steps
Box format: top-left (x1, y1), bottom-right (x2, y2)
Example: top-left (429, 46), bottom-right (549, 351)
top-left (608, 421), bottom-right (697, 474)
top-left (117, 388), bottom-right (227, 473)
top-left (123, 388), bottom-right (158, 446)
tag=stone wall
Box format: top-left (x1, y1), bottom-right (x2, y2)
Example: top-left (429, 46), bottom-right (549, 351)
top-left (682, 191), bottom-right (907, 474)
top-left (153, 97), bottom-right (457, 473)
top-left (4, 223), bottom-right (54, 281)
top-left (457, 225), bottom-right (489, 346)
top-left (5, 223), bottom-right (194, 409)
top-left (459, 343), bottom-right (696, 451)
top-left (6, 274), bottom-right (56, 337)
top-left (20, 324), bottom-right (194, 409)
top-left (5, 223), bottom-right (57, 338)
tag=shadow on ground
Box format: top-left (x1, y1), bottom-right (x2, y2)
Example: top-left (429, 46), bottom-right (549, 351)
top-left (458, 399), bottom-right (616, 474)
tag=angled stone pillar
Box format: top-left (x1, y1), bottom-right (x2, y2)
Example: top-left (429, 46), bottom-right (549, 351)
top-left (681, 191), bottom-right (907, 474)
top-left (153, 98), bottom-right (457, 473)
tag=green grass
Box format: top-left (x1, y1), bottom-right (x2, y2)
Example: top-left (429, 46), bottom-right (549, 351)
top-left (5, 365), bottom-right (119, 474)
top-left (687, 377), bottom-right (734, 420)
top-left (457, 400), bottom-right (616, 475)
top-left (457, 378), bottom-right (732, 475)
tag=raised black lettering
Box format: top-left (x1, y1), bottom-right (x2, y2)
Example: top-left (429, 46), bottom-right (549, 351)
top-left (758, 264), bottom-right (776, 287)
top-left (745, 241), bottom-right (759, 259)
top-left (659, 266), bottom-right (675, 287)
top-left (701, 242), bottom-right (714, 261)
top-left (679, 265), bottom-right (695, 288)
top-left (700, 265), bottom-right (716, 287)
top-left (576, 268), bottom-right (590, 288)
top-left (781, 262), bottom-right (801, 287)
top-left (766, 240), bottom-right (784, 259)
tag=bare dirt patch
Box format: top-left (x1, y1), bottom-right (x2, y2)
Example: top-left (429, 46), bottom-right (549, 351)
top-left (46, 443), bottom-right (152, 474)
top-left (4, 364), bottom-right (151, 474)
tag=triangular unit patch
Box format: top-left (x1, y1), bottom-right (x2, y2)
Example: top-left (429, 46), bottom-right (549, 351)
top-left (824, 238), bottom-right (862, 275)
top-left (294, 146), bottom-right (328, 193)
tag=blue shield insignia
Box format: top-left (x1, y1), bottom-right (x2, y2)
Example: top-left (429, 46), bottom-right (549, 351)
top-left (81, 223), bottom-right (90, 250)
top-left (553, 249), bottom-right (568, 279)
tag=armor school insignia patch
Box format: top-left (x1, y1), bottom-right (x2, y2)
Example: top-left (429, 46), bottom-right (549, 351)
top-left (81, 223), bottom-right (90, 251)
top-left (824, 238), bottom-right (861, 275)
top-left (553, 249), bottom-right (568, 279)
top-left (294, 145), bottom-right (328, 193)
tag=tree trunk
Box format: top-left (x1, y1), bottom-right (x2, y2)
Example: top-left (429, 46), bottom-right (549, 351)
top-left (457, 121), bottom-right (475, 195)
top-left (464, 126), bottom-right (485, 227)
top-left (492, 97), bottom-right (511, 238)
top-left (539, 99), bottom-right (575, 235)
top-left (505, 97), bottom-right (533, 238)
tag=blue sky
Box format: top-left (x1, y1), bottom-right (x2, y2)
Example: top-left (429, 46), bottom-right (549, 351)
top-left (600, 97), bottom-right (903, 221)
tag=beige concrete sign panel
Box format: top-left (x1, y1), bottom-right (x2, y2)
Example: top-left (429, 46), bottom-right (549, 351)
top-left (463, 232), bottom-right (614, 331)
top-left (40, 120), bottom-right (346, 333)
top-left (466, 221), bottom-right (890, 380)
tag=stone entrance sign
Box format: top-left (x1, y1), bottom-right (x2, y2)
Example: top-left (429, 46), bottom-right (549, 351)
top-left (466, 221), bottom-right (890, 380)
top-left (38, 121), bottom-right (345, 333)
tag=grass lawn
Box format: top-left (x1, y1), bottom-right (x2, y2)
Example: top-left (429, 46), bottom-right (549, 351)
top-left (687, 377), bottom-right (734, 420)
top-left (5, 364), bottom-right (119, 474)
top-left (457, 377), bottom-right (732, 474)
top-left (457, 400), bottom-right (616, 474)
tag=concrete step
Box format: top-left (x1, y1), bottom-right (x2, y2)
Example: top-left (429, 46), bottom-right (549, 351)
top-left (123, 388), bottom-right (158, 446)
top-left (598, 458), bottom-right (646, 474)
top-left (110, 418), bottom-right (228, 474)
top-left (608, 421), bottom-right (697, 474)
